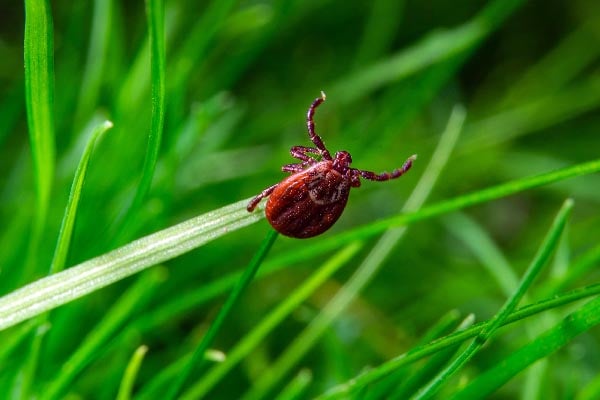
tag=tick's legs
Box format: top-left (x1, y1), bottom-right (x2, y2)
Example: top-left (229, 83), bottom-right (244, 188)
top-left (307, 91), bottom-right (333, 161)
top-left (282, 163), bottom-right (305, 173)
top-left (349, 170), bottom-right (361, 187)
top-left (356, 154), bottom-right (417, 181)
top-left (247, 183), bottom-right (279, 212)
top-left (290, 146), bottom-right (321, 163)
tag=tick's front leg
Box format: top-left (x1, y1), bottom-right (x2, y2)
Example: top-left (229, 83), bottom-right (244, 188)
top-left (306, 92), bottom-right (333, 160)
top-left (357, 155), bottom-right (416, 181)
top-left (247, 183), bottom-right (279, 212)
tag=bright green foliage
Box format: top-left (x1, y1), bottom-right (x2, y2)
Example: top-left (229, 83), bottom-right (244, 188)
top-left (2, 1), bottom-right (600, 399)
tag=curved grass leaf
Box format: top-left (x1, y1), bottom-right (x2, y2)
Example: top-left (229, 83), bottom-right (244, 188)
top-left (275, 369), bottom-right (313, 400)
top-left (117, 345), bottom-right (149, 400)
top-left (50, 120), bottom-right (113, 274)
top-left (20, 120), bottom-right (113, 398)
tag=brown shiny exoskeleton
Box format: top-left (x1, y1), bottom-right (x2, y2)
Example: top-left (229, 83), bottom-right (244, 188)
top-left (247, 92), bottom-right (416, 238)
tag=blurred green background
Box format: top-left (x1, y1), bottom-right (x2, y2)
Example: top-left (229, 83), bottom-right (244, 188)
top-left (2, 0), bottom-right (600, 398)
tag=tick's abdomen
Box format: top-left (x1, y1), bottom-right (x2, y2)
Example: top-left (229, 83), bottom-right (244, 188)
top-left (265, 162), bottom-right (350, 238)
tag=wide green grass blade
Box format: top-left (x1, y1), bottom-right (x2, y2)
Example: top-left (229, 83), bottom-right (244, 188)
top-left (23, 0), bottom-right (56, 278)
top-left (0, 199), bottom-right (264, 331)
top-left (138, 0), bottom-right (166, 203)
top-left (18, 3), bottom-right (57, 391)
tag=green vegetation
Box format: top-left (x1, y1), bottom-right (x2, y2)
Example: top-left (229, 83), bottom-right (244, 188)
top-left (1, 0), bottom-right (600, 398)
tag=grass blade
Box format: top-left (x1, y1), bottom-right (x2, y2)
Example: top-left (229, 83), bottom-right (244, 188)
top-left (166, 230), bottom-right (279, 400)
top-left (0, 199), bottom-right (264, 331)
top-left (281, 158), bottom-right (600, 264)
top-left (274, 369), bottom-right (313, 400)
top-left (116, 345), bottom-right (149, 400)
top-left (180, 241), bottom-right (363, 399)
top-left (42, 269), bottom-right (165, 400)
top-left (450, 295), bottom-right (600, 399)
top-left (61, 156), bottom-right (600, 347)
top-left (19, 120), bottom-right (113, 398)
top-left (114, 0), bottom-right (166, 242)
top-left (331, 0), bottom-right (525, 103)
top-left (413, 199), bottom-right (573, 399)
top-left (72, 0), bottom-right (114, 131)
top-left (50, 120), bottom-right (113, 274)
top-left (23, 0), bottom-right (56, 278)
top-left (389, 315), bottom-right (475, 399)
top-left (316, 282), bottom-right (600, 400)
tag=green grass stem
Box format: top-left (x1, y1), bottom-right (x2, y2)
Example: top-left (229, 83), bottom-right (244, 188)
top-left (165, 230), bottom-right (279, 400)
top-left (23, 0), bottom-right (56, 279)
top-left (316, 281), bottom-right (600, 399)
top-left (413, 198), bottom-right (573, 399)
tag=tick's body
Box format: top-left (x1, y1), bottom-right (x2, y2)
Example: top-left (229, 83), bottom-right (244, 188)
top-left (247, 92), bottom-right (416, 238)
top-left (265, 161), bottom-right (351, 238)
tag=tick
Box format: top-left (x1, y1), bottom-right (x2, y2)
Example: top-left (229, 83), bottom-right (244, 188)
top-left (247, 91), bottom-right (416, 238)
